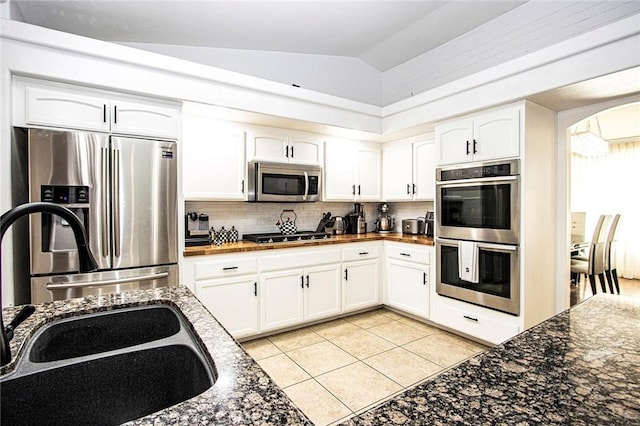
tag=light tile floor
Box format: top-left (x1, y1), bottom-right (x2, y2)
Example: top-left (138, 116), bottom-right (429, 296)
top-left (242, 308), bottom-right (488, 425)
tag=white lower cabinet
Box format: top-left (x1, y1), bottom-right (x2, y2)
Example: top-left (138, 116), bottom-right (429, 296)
top-left (192, 254), bottom-right (259, 339)
top-left (385, 243), bottom-right (431, 319)
top-left (433, 296), bottom-right (520, 345)
top-left (260, 269), bottom-right (305, 332)
top-left (196, 275), bottom-right (259, 339)
top-left (342, 243), bottom-right (380, 313)
top-left (259, 247), bottom-right (342, 333)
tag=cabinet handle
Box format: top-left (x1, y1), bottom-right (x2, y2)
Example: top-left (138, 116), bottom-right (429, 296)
top-left (473, 139), bottom-right (478, 154)
top-left (114, 105), bottom-right (117, 124)
top-left (413, 183), bottom-right (416, 194)
top-left (344, 269), bottom-right (348, 281)
top-left (306, 275), bottom-right (310, 288)
top-left (407, 184), bottom-right (411, 195)
top-left (400, 252), bottom-right (411, 257)
top-left (222, 266), bottom-right (238, 271)
top-left (466, 140), bottom-right (470, 155)
top-left (286, 145), bottom-right (289, 157)
top-left (291, 146), bottom-right (294, 158)
top-left (358, 185), bottom-right (361, 195)
top-left (352, 185), bottom-right (356, 195)
top-left (301, 275), bottom-right (304, 289)
top-left (254, 282), bottom-right (257, 296)
top-left (423, 272), bottom-right (427, 285)
top-left (241, 179), bottom-right (245, 194)
top-left (463, 315), bottom-right (478, 322)
top-left (359, 251), bottom-right (369, 255)
top-left (103, 104), bottom-right (107, 123)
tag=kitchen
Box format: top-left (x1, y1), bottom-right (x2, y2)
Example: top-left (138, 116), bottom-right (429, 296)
top-left (2, 1), bottom-right (640, 425)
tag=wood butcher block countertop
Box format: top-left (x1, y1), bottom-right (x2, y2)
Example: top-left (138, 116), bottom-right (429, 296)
top-left (183, 232), bottom-right (434, 256)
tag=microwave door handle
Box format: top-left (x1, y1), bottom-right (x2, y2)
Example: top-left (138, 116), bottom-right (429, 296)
top-left (303, 171), bottom-right (309, 201)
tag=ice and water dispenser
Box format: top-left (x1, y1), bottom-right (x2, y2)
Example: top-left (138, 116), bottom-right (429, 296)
top-left (39, 185), bottom-right (90, 252)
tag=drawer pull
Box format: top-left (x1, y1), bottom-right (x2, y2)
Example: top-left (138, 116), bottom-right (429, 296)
top-left (359, 251), bottom-right (369, 255)
top-left (400, 252), bottom-right (411, 257)
top-left (222, 266), bottom-right (238, 271)
top-left (463, 315), bottom-right (478, 322)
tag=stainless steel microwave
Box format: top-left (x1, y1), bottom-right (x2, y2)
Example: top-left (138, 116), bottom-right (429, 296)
top-left (247, 161), bottom-right (321, 202)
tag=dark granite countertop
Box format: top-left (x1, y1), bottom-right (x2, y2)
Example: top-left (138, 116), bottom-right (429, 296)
top-left (0, 286), bottom-right (311, 425)
top-left (344, 294), bottom-right (640, 425)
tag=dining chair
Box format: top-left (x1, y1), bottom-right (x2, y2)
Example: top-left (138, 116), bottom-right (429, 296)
top-left (604, 214), bottom-right (621, 294)
top-left (571, 214), bottom-right (609, 294)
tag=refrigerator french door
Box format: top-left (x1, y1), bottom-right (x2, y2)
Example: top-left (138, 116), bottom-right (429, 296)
top-left (24, 128), bottom-right (178, 303)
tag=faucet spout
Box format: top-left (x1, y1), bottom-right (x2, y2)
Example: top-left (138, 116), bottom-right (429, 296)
top-left (1, 202), bottom-right (99, 367)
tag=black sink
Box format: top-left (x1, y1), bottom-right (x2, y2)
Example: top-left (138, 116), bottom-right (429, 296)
top-left (29, 305), bottom-right (181, 362)
top-left (2, 345), bottom-right (213, 425)
top-left (0, 304), bottom-right (217, 425)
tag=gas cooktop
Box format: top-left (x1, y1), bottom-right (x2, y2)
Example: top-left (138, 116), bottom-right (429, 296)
top-left (243, 231), bottom-right (332, 244)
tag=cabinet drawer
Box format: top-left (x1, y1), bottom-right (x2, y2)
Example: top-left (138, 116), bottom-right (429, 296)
top-left (435, 299), bottom-right (519, 345)
top-left (195, 256), bottom-right (257, 280)
top-left (342, 244), bottom-right (380, 262)
top-left (260, 248), bottom-right (341, 271)
top-left (385, 244), bottom-right (429, 264)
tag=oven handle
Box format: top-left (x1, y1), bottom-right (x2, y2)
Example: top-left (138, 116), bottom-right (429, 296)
top-left (437, 238), bottom-right (518, 252)
top-left (46, 272), bottom-right (170, 290)
top-left (436, 175), bottom-right (518, 186)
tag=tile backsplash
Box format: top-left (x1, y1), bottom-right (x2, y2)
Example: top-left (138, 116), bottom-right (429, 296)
top-left (185, 201), bottom-right (433, 238)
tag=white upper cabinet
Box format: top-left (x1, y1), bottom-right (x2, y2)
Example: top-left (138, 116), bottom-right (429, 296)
top-left (182, 103), bottom-right (246, 200)
top-left (436, 106), bottom-right (520, 165)
top-left (15, 77), bottom-right (180, 139)
top-left (382, 136), bottom-right (435, 201)
top-left (324, 139), bottom-right (381, 202)
top-left (247, 126), bottom-right (323, 164)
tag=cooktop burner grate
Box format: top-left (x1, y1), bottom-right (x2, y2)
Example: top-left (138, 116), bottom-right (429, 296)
top-left (243, 231), bottom-right (332, 244)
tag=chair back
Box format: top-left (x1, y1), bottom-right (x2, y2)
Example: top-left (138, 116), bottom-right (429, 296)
top-left (605, 214), bottom-right (621, 270)
top-left (588, 215), bottom-right (609, 275)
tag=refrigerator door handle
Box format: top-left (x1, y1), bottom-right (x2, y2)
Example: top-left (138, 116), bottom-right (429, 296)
top-left (101, 147), bottom-right (109, 256)
top-left (112, 148), bottom-right (121, 257)
top-left (45, 272), bottom-right (170, 290)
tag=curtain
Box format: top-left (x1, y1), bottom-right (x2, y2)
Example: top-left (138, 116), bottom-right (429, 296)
top-left (571, 141), bottom-right (640, 279)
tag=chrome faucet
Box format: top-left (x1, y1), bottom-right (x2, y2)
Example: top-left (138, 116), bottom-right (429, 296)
top-left (1, 202), bottom-right (98, 367)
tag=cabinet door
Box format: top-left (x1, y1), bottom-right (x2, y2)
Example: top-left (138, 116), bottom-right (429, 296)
top-left (472, 108), bottom-right (520, 162)
top-left (260, 269), bottom-right (305, 332)
top-left (436, 118), bottom-right (473, 165)
top-left (25, 86), bottom-right (110, 132)
top-left (289, 138), bottom-right (322, 164)
top-left (356, 147), bottom-right (381, 201)
top-left (182, 112), bottom-right (246, 200)
top-left (110, 98), bottom-right (180, 139)
top-left (382, 143), bottom-right (413, 201)
top-left (386, 259), bottom-right (429, 319)
top-left (343, 260), bottom-right (379, 312)
top-left (196, 275), bottom-right (259, 339)
top-left (249, 130), bottom-right (287, 162)
top-left (413, 140), bottom-right (436, 200)
top-left (304, 264), bottom-right (342, 321)
top-left (324, 140), bottom-right (356, 201)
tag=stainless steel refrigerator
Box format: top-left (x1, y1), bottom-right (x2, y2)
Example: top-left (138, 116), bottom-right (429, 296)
top-left (14, 128), bottom-right (178, 303)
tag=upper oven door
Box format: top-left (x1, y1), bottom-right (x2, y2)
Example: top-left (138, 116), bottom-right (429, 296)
top-left (436, 175), bottom-right (520, 244)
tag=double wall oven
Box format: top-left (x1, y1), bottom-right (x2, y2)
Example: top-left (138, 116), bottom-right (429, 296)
top-left (435, 159), bottom-right (521, 315)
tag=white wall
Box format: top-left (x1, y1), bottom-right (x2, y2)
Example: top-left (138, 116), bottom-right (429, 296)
top-left (122, 43), bottom-right (383, 107)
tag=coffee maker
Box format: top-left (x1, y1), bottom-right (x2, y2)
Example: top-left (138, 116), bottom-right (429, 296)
top-left (425, 211), bottom-right (434, 237)
top-left (346, 203), bottom-right (366, 234)
top-left (375, 203), bottom-right (394, 233)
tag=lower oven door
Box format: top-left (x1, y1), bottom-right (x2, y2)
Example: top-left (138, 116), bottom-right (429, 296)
top-left (436, 238), bottom-right (520, 315)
